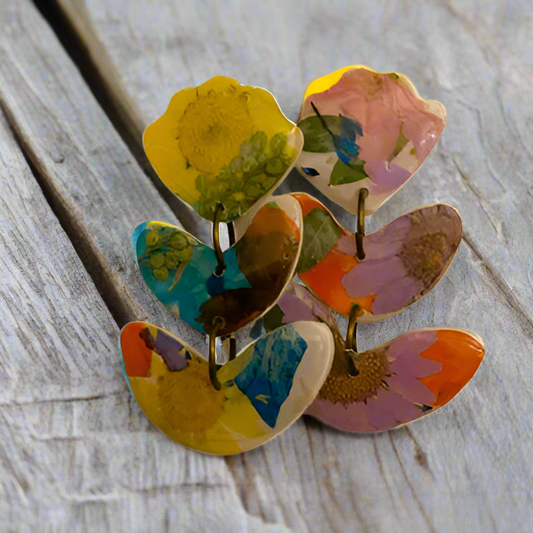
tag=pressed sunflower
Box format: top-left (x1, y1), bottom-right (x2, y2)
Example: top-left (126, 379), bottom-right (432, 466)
top-left (143, 76), bottom-right (303, 222)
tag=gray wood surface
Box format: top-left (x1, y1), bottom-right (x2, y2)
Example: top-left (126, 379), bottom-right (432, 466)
top-left (1, 0), bottom-right (533, 531)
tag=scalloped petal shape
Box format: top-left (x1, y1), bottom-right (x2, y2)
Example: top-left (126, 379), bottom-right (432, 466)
top-left (306, 328), bottom-right (484, 432)
top-left (293, 193), bottom-right (462, 321)
top-left (143, 75), bottom-right (303, 222)
top-left (134, 195), bottom-right (302, 336)
top-left (295, 66), bottom-right (446, 215)
top-left (120, 320), bottom-right (334, 454)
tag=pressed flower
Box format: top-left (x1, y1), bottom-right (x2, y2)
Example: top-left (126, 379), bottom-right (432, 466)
top-left (263, 282), bottom-right (484, 432)
top-left (310, 328), bottom-right (484, 432)
top-left (120, 320), bottom-right (334, 454)
top-left (295, 66), bottom-right (446, 215)
top-left (133, 195), bottom-right (302, 336)
top-left (126, 66), bottom-right (483, 453)
top-left (292, 193), bottom-right (462, 321)
top-left (143, 76), bottom-right (303, 222)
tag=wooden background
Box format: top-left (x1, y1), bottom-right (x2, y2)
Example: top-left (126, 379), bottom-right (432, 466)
top-left (1, 0), bottom-right (532, 531)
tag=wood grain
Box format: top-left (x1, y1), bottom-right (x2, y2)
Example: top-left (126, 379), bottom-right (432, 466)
top-left (0, 3), bottom-right (284, 532)
top-left (3, 0), bottom-right (533, 530)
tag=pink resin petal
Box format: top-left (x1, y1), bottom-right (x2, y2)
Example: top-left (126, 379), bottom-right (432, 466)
top-left (305, 398), bottom-right (375, 433)
top-left (362, 216), bottom-right (411, 259)
top-left (367, 389), bottom-right (424, 430)
top-left (370, 275), bottom-right (423, 315)
top-left (270, 281), bottom-right (340, 336)
top-left (388, 332), bottom-right (442, 377)
top-left (387, 374), bottom-right (436, 406)
top-left (342, 256), bottom-right (407, 297)
top-left (278, 292), bottom-right (319, 324)
top-left (363, 160), bottom-right (413, 191)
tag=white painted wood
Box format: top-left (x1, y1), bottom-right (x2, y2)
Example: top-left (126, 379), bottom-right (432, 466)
top-left (2, 0), bottom-right (533, 530)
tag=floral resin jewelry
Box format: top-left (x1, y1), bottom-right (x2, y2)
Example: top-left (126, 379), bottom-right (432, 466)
top-left (133, 194), bottom-right (303, 335)
top-left (292, 193), bottom-right (462, 322)
top-left (120, 66), bottom-right (484, 454)
top-left (120, 320), bottom-right (333, 454)
top-left (295, 65), bottom-right (446, 215)
top-left (143, 76), bottom-right (303, 222)
top-left (262, 282), bottom-right (484, 432)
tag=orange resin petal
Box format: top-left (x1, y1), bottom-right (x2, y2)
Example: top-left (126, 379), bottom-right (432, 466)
top-left (121, 322), bottom-right (154, 377)
top-left (299, 247), bottom-right (374, 316)
top-left (419, 329), bottom-right (485, 408)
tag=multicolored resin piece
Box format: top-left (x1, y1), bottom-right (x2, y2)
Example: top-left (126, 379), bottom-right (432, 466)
top-left (134, 195), bottom-right (302, 336)
top-left (263, 284), bottom-right (484, 432)
top-left (307, 328), bottom-right (484, 432)
top-left (122, 67), bottom-right (484, 452)
top-left (143, 76), bottom-right (303, 222)
top-left (293, 193), bottom-right (462, 321)
top-left (295, 66), bottom-right (446, 215)
top-left (120, 320), bottom-right (334, 454)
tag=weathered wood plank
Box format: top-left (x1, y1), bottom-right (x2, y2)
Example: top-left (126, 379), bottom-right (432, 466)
top-left (0, 1), bottom-right (206, 343)
top-left (48, 0), bottom-right (533, 531)
top-left (0, 3), bottom-right (286, 532)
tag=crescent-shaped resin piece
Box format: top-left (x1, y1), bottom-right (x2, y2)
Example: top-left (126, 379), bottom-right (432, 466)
top-left (306, 328), bottom-right (484, 432)
top-left (120, 320), bottom-right (334, 455)
top-left (143, 75), bottom-right (303, 222)
top-left (295, 66), bottom-right (446, 215)
top-left (262, 284), bottom-right (484, 432)
top-left (292, 193), bottom-right (462, 321)
top-left (133, 195), bottom-right (302, 336)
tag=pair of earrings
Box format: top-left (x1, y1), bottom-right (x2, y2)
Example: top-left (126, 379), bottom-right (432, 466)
top-left (119, 66), bottom-right (484, 455)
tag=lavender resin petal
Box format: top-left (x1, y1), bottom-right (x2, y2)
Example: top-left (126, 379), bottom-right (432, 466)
top-left (367, 390), bottom-right (423, 430)
top-left (370, 275), bottom-right (423, 315)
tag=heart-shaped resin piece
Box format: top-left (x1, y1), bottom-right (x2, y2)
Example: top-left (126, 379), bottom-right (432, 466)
top-left (143, 76), bottom-right (303, 222)
top-left (295, 66), bottom-right (446, 215)
top-left (120, 320), bottom-right (334, 454)
top-left (293, 193), bottom-right (462, 321)
top-left (306, 328), bottom-right (484, 432)
top-left (134, 195), bottom-right (302, 335)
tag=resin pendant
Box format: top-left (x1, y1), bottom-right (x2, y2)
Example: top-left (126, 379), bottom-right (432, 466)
top-left (133, 194), bottom-right (302, 336)
top-left (295, 66), bottom-right (446, 215)
top-left (292, 193), bottom-right (462, 321)
top-left (120, 320), bottom-right (334, 455)
top-left (306, 328), bottom-right (484, 432)
top-left (143, 76), bottom-right (303, 222)
top-left (123, 67), bottom-right (484, 451)
top-left (263, 284), bottom-right (484, 433)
